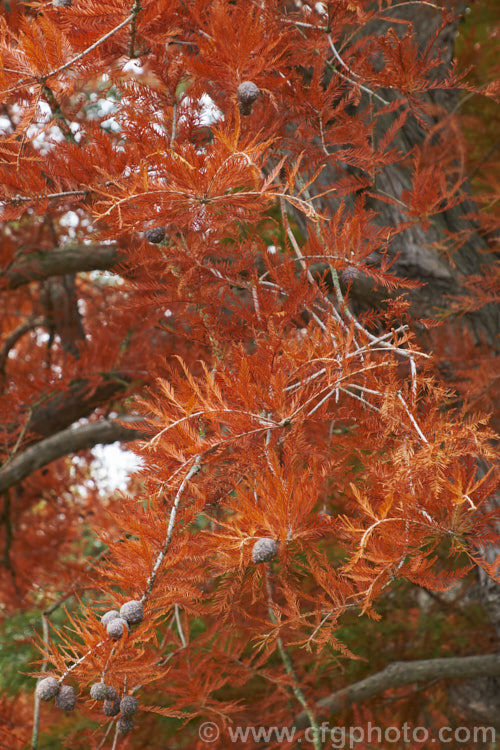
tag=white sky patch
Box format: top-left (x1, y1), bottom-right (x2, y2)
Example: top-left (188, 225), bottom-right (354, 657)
top-left (26, 123), bottom-right (63, 151)
top-left (36, 330), bottom-right (50, 345)
top-left (315, 2), bottom-right (327, 17)
top-left (178, 93), bottom-right (223, 130)
top-left (59, 210), bottom-right (80, 228)
top-left (70, 122), bottom-right (82, 142)
top-left (101, 118), bottom-right (121, 132)
top-left (199, 93), bottom-right (223, 126)
top-left (91, 443), bottom-right (144, 494)
top-left (38, 100), bottom-right (51, 117)
top-left (88, 270), bottom-right (124, 285)
top-left (123, 59), bottom-right (144, 75)
top-left (98, 98), bottom-right (116, 116)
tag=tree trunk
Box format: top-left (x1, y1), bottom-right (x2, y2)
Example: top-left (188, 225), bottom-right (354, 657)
top-left (291, 0), bottom-right (500, 725)
top-left (291, 1), bottom-right (499, 348)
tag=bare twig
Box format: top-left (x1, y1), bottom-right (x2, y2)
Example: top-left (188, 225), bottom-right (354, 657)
top-left (0, 317), bottom-right (47, 374)
top-left (31, 615), bottom-right (50, 750)
top-left (294, 653), bottom-right (500, 729)
top-left (0, 420), bottom-right (145, 494)
top-left (128, 0), bottom-right (142, 58)
top-left (45, 15), bottom-right (135, 82)
top-left (397, 391), bottom-right (428, 444)
top-left (142, 456), bottom-right (201, 602)
top-left (265, 566), bottom-right (321, 750)
top-left (171, 101), bottom-right (178, 146)
top-left (95, 720), bottom-right (116, 750)
top-left (2, 190), bottom-right (88, 204)
top-left (174, 604), bottom-right (187, 648)
top-left (42, 86), bottom-right (77, 144)
top-left (327, 35), bottom-right (389, 105)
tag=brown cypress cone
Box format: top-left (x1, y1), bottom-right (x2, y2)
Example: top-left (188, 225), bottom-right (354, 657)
top-left (237, 81), bottom-right (259, 115)
top-left (55, 684), bottom-right (76, 711)
top-left (103, 697), bottom-right (121, 717)
top-left (252, 537), bottom-right (279, 563)
top-left (36, 677), bottom-right (60, 702)
top-left (144, 226), bottom-right (166, 244)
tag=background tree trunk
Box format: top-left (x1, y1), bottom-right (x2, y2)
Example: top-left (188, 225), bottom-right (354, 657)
top-left (291, 0), bottom-right (499, 347)
top-left (291, 0), bottom-right (500, 725)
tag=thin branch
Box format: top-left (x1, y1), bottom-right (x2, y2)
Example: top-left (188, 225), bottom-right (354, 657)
top-left (150, 408), bottom-right (275, 448)
top-left (110, 724), bottom-right (120, 750)
top-left (0, 317), bottom-right (47, 374)
top-left (95, 720), bottom-right (115, 750)
top-left (128, 0), bottom-right (142, 58)
top-left (0, 420), bottom-right (146, 494)
top-left (31, 615), bottom-right (49, 750)
top-left (265, 566), bottom-right (321, 749)
top-left (281, 18), bottom-right (328, 31)
top-left (45, 14), bottom-right (135, 81)
top-left (327, 35), bottom-right (389, 105)
top-left (2, 15), bottom-right (135, 99)
top-left (174, 604), bottom-right (187, 649)
top-left (142, 456), bottom-right (201, 602)
top-left (2, 189), bottom-right (88, 204)
top-left (171, 101), bottom-right (178, 146)
top-left (42, 85), bottom-right (77, 144)
top-left (339, 385), bottom-right (382, 414)
top-left (379, 0), bottom-right (442, 11)
top-left (4, 408), bottom-right (33, 468)
top-left (294, 653), bottom-right (500, 729)
top-left (60, 641), bottom-right (105, 682)
top-left (1, 243), bottom-right (122, 290)
top-left (397, 391), bottom-right (428, 444)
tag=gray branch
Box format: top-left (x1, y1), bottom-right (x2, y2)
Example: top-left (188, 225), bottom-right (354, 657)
top-left (294, 653), bottom-right (500, 729)
top-left (0, 419), bottom-right (145, 493)
top-left (25, 372), bottom-right (139, 439)
top-left (0, 316), bottom-right (47, 374)
top-left (1, 243), bottom-right (123, 289)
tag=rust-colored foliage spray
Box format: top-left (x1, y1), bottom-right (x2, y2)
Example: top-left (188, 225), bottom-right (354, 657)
top-left (0, 0), bottom-right (498, 748)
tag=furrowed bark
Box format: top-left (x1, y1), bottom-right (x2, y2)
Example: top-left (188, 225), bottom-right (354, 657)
top-left (291, 1), bottom-right (499, 348)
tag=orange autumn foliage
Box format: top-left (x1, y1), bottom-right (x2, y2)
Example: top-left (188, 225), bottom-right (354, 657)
top-left (0, 0), bottom-right (498, 748)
